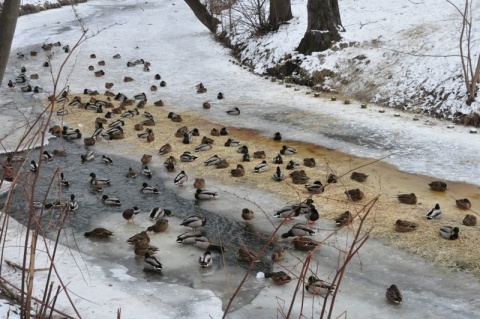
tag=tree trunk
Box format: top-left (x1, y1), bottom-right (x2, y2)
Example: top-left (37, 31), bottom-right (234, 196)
top-left (0, 0), bottom-right (21, 86)
top-left (269, 0), bottom-right (293, 29)
top-left (296, 0), bottom-right (344, 55)
top-left (184, 0), bottom-right (221, 33)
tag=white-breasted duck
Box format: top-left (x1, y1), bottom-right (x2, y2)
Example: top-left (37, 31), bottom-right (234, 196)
top-left (81, 150), bottom-right (94, 163)
top-left (143, 253), bottom-right (162, 272)
top-left (42, 151), bottom-right (54, 162)
top-left (254, 160), bottom-right (269, 173)
top-left (195, 143), bottom-right (212, 152)
top-left (195, 189), bottom-right (218, 200)
top-left (149, 207), bottom-right (174, 220)
top-left (102, 194), bottom-right (120, 205)
top-left (281, 223), bottom-right (316, 238)
top-left (174, 170), bottom-right (188, 186)
top-left (180, 215), bottom-right (207, 231)
top-left (305, 181), bottom-right (324, 194)
top-left (224, 138), bottom-right (240, 147)
top-left (440, 226), bottom-right (459, 240)
top-left (30, 160), bottom-right (38, 173)
top-left (142, 165), bottom-right (153, 178)
top-left (280, 145), bottom-right (297, 155)
top-left (59, 172), bottom-right (70, 187)
top-left (272, 166), bottom-right (285, 181)
top-left (199, 251), bottom-right (212, 268)
top-left (204, 154), bottom-right (222, 166)
top-left (180, 151), bottom-right (198, 162)
top-left (141, 182), bottom-right (160, 194)
top-left (67, 194), bottom-right (78, 211)
top-left (101, 155), bottom-right (113, 165)
top-left (90, 173), bottom-right (110, 186)
top-left (426, 203), bottom-right (442, 219)
top-left (226, 107), bottom-right (240, 115)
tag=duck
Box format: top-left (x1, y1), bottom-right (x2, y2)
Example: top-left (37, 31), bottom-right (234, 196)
top-left (429, 181), bottom-right (447, 192)
top-left (167, 112), bottom-right (182, 122)
top-left (231, 164), bottom-right (245, 177)
top-left (194, 238), bottom-right (227, 252)
top-left (196, 83), bottom-right (207, 93)
top-left (280, 145), bottom-right (297, 155)
top-left (224, 138), bottom-right (241, 147)
top-left (175, 126), bottom-right (189, 138)
top-left (101, 155), bottom-right (113, 165)
top-left (195, 143), bottom-right (212, 152)
top-left (335, 211), bottom-right (353, 227)
top-left (220, 127), bottom-right (229, 135)
top-left (199, 251), bottom-right (212, 268)
top-left (397, 193), bottom-right (417, 205)
top-left (194, 178), bottom-right (206, 189)
top-left (89, 173), bottom-right (110, 186)
top-left (141, 182), bottom-right (160, 194)
top-left (204, 154), bottom-right (222, 166)
top-left (273, 154), bottom-right (283, 164)
top-left (305, 181), bottom-right (324, 194)
top-left (237, 248), bottom-right (259, 263)
top-left (241, 208), bottom-right (254, 224)
top-left (67, 194), bottom-right (78, 211)
top-left (226, 107), bottom-right (240, 115)
top-left (254, 160), bottom-right (269, 173)
top-left (127, 231), bottom-right (150, 245)
top-left (83, 137), bottom-right (96, 147)
top-left (134, 242), bottom-right (159, 256)
top-left (463, 214), bottom-right (477, 226)
top-left (281, 223), bottom-right (316, 238)
top-left (211, 128), bottom-right (220, 136)
top-left (426, 204), bottom-right (442, 219)
top-left (217, 92), bottom-right (224, 99)
top-left (174, 170), bottom-right (188, 186)
top-left (141, 154), bottom-right (152, 165)
top-left (202, 101), bottom-right (211, 109)
top-left (53, 149), bottom-right (67, 157)
top-left (165, 162), bottom-right (175, 172)
top-left (285, 160), bottom-right (300, 170)
top-left (195, 189), bottom-right (218, 200)
top-left (134, 92), bottom-right (147, 100)
top-left (440, 226), bottom-right (459, 240)
top-left (456, 198), bottom-right (471, 210)
top-left (84, 228), bottom-right (113, 238)
top-left (386, 284), bottom-right (402, 304)
top-left (42, 151), bottom-right (54, 162)
top-left (141, 119), bottom-right (155, 127)
top-left (272, 166), bottom-right (285, 181)
top-left (350, 172), bottom-right (368, 182)
top-left (109, 119), bottom-right (125, 128)
top-left (180, 151), bottom-right (198, 162)
top-left (273, 132), bottom-right (282, 141)
top-left (305, 276), bottom-right (335, 296)
top-left (138, 128), bottom-right (153, 139)
top-left (180, 215), bottom-right (207, 231)
top-left (105, 126), bottom-right (123, 137)
top-left (149, 207), bottom-right (174, 220)
top-left (158, 143), bottom-right (172, 155)
top-left (293, 237), bottom-right (320, 251)
top-left (303, 158), bottom-right (316, 168)
top-left (81, 151), bottom-right (95, 164)
top-left (126, 167), bottom-right (137, 178)
top-left (142, 165), bottom-right (153, 178)
top-left (102, 195), bottom-right (121, 205)
top-left (344, 189), bottom-right (364, 201)
top-left (216, 159), bottom-right (230, 169)
top-left (160, 80), bottom-right (167, 87)
top-left (252, 150), bottom-right (266, 159)
top-left (183, 132), bottom-right (193, 144)
top-left (30, 160), bottom-right (38, 173)
top-left (327, 173), bottom-right (338, 184)
top-left (304, 206), bottom-right (320, 224)
top-left (64, 129), bottom-right (82, 140)
top-left (237, 145), bottom-right (249, 154)
top-left (143, 253), bottom-right (162, 272)
top-left (176, 231), bottom-right (205, 244)
top-left (271, 246), bottom-right (286, 262)
top-left (147, 219), bottom-right (169, 232)
top-left (265, 271), bottom-right (291, 285)
top-left (123, 206), bottom-right (141, 223)
top-left (242, 153), bottom-right (251, 162)
top-left (59, 172), bottom-right (70, 187)
top-left (394, 220), bottom-right (418, 232)
top-left (290, 170), bottom-right (309, 184)
top-left (201, 136), bottom-right (214, 145)
top-left (8, 80), bottom-right (15, 88)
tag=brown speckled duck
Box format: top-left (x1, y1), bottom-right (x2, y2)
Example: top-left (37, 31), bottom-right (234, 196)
top-left (386, 284), bottom-right (402, 304)
top-left (335, 211), bottom-right (353, 227)
top-left (84, 228), bottom-right (113, 238)
top-left (463, 214), bottom-right (477, 226)
top-left (345, 189), bottom-right (364, 201)
top-left (265, 271), bottom-right (291, 285)
top-left (350, 172), bottom-right (368, 182)
top-left (241, 208), bottom-right (254, 224)
top-left (397, 193), bottom-right (417, 205)
top-left (394, 220), bottom-right (418, 233)
top-left (456, 198), bottom-right (471, 210)
top-left (428, 181), bottom-right (447, 192)
top-left (231, 164), bottom-right (245, 177)
top-left (194, 178), bottom-right (206, 189)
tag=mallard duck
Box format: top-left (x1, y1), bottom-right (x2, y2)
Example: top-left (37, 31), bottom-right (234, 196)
top-left (180, 215), bottom-right (207, 231)
top-left (217, 92), bottom-right (224, 99)
top-left (241, 208), bottom-right (254, 224)
top-left (196, 83), bottom-right (207, 93)
top-left (350, 172), bottom-right (368, 182)
top-left (91, 123), bottom-right (104, 139)
top-left (195, 143), bottom-right (212, 152)
top-left (105, 126), bottom-right (123, 137)
top-left (285, 160), bottom-right (300, 170)
top-left (204, 154), bottom-right (222, 166)
top-left (394, 220), bottom-right (418, 232)
top-left (440, 226), bottom-right (459, 240)
top-left (101, 155), bottom-right (113, 165)
top-left (199, 251), bottom-right (212, 268)
top-left (194, 238), bottom-right (227, 252)
top-left (194, 178), bottom-right (206, 189)
top-left (102, 195), bottom-right (120, 205)
top-left (90, 173), bottom-right (110, 186)
top-left (141, 119), bottom-right (155, 127)
top-left (254, 160), bottom-right (269, 173)
top-left (456, 198), bottom-right (471, 210)
top-left (335, 211), bottom-right (353, 227)
top-left (303, 158), bottom-right (316, 168)
top-left (231, 164), bottom-right (245, 177)
top-left (142, 182), bottom-right (160, 194)
top-left (67, 194), bottom-right (78, 211)
top-left (345, 189), bottom-right (364, 201)
top-left (138, 128), bottom-right (153, 139)
top-left (271, 246), bottom-right (285, 262)
top-left (215, 159), bottom-right (229, 168)
top-left (305, 276), bottom-right (335, 296)
top-left (167, 112), bottom-right (182, 122)
top-left (224, 138), bottom-right (240, 147)
top-left (220, 127), bottom-right (229, 135)
top-left (290, 170), bottom-right (309, 184)
top-left (211, 128), bottom-right (220, 136)
top-left (182, 132), bottom-right (193, 144)
top-left (281, 223), bottom-right (316, 238)
top-left (305, 181), bottom-right (324, 194)
top-left (128, 231), bottom-right (150, 246)
top-left (463, 214), bottom-right (477, 226)
top-left (273, 132), bottom-right (282, 141)
top-left (242, 153), bottom-right (251, 162)
top-left (52, 149), bottom-right (67, 157)
top-left (327, 173), bottom-right (338, 184)
top-left (293, 237), bottom-right (320, 251)
top-left (91, 184), bottom-right (104, 192)
top-left (81, 151), bottom-right (95, 163)
top-left (122, 206), bottom-right (140, 223)
top-left (158, 143), bottom-right (172, 155)
top-left (134, 242), bottom-right (159, 256)
top-left (59, 172), bottom-right (70, 187)
top-left (429, 181), bottom-right (447, 192)
top-left (142, 165), bottom-right (153, 178)
top-left (426, 203), bottom-right (442, 219)
top-left (202, 101), bottom-right (211, 109)
top-left (147, 218), bottom-right (169, 232)
top-left (191, 128), bottom-right (200, 137)
top-left (265, 271), bottom-right (291, 285)
top-left (64, 129), bottom-right (82, 140)
top-left (148, 207), bottom-right (174, 220)
top-left (201, 136), bottom-right (214, 145)
top-left (84, 227), bottom-right (113, 238)
top-left (386, 284), bottom-right (402, 304)
top-left (42, 151), bottom-right (54, 162)
top-left (272, 166), bottom-right (285, 181)
top-left (180, 151), bottom-right (198, 162)
top-left (109, 119), bottom-right (125, 128)
top-left (126, 167), bottom-right (137, 178)
top-left (226, 107), bottom-right (240, 115)
top-left (141, 154), bottom-right (152, 165)
top-left (174, 170), bottom-right (188, 186)
top-left (237, 145), bottom-right (249, 154)
top-left (280, 145), bottom-right (296, 155)
top-left (176, 231), bottom-right (205, 244)
top-left (195, 189), bottom-right (218, 200)
top-left (143, 252), bottom-right (162, 272)
top-left (273, 154), bottom-right (283, 164)
top-left (397, 193), bottom-right (417, 205)
top-left (304, 207), bottom-right (319, 224)
top-left (237, 248), bottom-right (259, 263)
top-left (160, 81), bottom-right (167, 88)
top-left (273, 206), bottom-right (301, 220)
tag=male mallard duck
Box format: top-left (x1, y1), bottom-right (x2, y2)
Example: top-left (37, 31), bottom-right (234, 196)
top-left (138, 128), bottom-right (153, 139)
top-left (217, 92), bottom-right (224, 99)
top-left (204, 154), bottom-right (222, 166)
top-left (350, 172), bottom-right (368, 182)
top-left (59, 172), bottom-right (70, 187)
top-left (327, 173), bottom-right (338, 184)
top-left (303, 158), bottom-right (316, 168)
top-left (91, 123), bottom-right (104, 139)
top-left (426, 204), bottom-right (442, 219)
top-left (304, 206), bottom-right (320, 224)
top-left (254, 160), bottom-right (269, 173)
top-left (141, 154), bottom-right (152, 165)
top-left (199, 251), bottom-right (212, 268)
top-left (147, 219), bottom-right (169, 232)
top-left (226, 107), bottom-right (240, 115)
top-left (42, 151), bottom-right (54, 162)
top-left (101, 155), bottom-right (113, 165)
top-left (273, 154), bottom-right (283, 164)
top-left (265, 271), bottom-right (291, 285)
top-left (143, 252), bottom-right (162, 272)
top-left (90, 173), bottom-right (110, 186)
top-left (220, 127), bottom-right (229, 135)
top-left (67, 194), bottom-right (78, 211)
top-left (180, 151), bottom-right (198, 162)
top-left (84, 228), bottom-right (113, 238)
top-left (271, 246), bottom-right (285, 262)
top-left (463, 214), bottom-right (477, 226)
top-left (109, 119), bottom-right (125, 128)
top-left (394, 219), bottom-right (418, 232)
top-left (177, 231), bottom-right (205, 244)
top-left (158, 143), bottom-right (172, 155)
top-left (195, 188), bottom-right (218, 200)
top-left (183, 132), bottom-right (193, 144)
top-left (285, 160), bottom-right (300, 170)
top-left (81, 151), bottom-right (95, 163)
top-left (64, 129), bottom-right (82, 140)
top-left (273, 206), bottom-right (301, 220)
top-left (215, 159), bottom-right (229, 169)
top-left (281, 223), bottom-right (316, 238)
top-left (429, 181), bottom-right (447, 192)
top-left (293, 237), bottom-right (320, 251)
top-left (134, 242), bottom-right (159, 256)
top-left (305, 181), bottom-right (324, 194)
top-left (194, 178), bottom-right (206, 189)
top-left (126, 167), bottom-right (137, 178)
top-left (231, 164), bottom-right (245, 177)
top-left (148, 207), bottom-right (174, 220)
top-left (174, 170), bottom-right (188, 186)
top-left (102, 195), bottom-right (120, 205)
top-left (305, 276), bottom-right (335, 296)
top-left (180, 215), bottom-right (207, 231)
top-left (237, 248), bottom-right (259, 263)
top-left (142, 165), bottom-right (153, 178)
top-left (273, 132), bottom-right (282, 141)
top-left (194, 238), bottom-right (227, 252)
top-left (290, 170), bottom-right (309, 184)
top-left (440, 226), bottom-right (459, 240)
top-left (237, 145), bottom-right (249, 154)
top-left (270, 166), bottom-right (284, 181)
top-left (224, 138), bottom-right (240, 147)
top-left (345, 189), bottom-right (364, 202)
top-left (386, 284), bottom-right (402, 304)
top-left (456, 198), bottom-right (471, 210)
top-left (195, 143), bottom-right (212, 152)
top-left (105, 126), bottom-right (123, 137)
top-left (280, 145), bottom-right (297, 155)
top-left (142, 182), bottom-right (160, 194)
top-left (241, 208), bottom-right (254, 224)
top-left (335, 211), bottom-right (353, 227)
top-left (397, 193), bottom-right (417, 205)
top-left (122, 206), bottom-right (140, 223)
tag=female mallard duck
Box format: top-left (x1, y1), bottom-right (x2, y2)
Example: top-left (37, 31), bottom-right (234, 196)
top-left (231, 164), bottom-right (245, 177)
top-left (134, 242), bottom-right (159, 256)
top-left (102, 194), bottom-right (121, 205)
top-left (148, 207), bottom-right (174, 220)
top-left (429, 181), bottom-right (447, 192)
top-left (293, 237), bottom-right (320, 251)
top-left (304, 206), bottom-right (319, 224)
top-left (101, 155), bottom-right (113, 165)
top-left (327, 173), bottom-right (338, 184)
top-left (280, 145), bottom-right (297, 155)
top-left (142, 182), bottom-right (160, 194)
top-left (273, 132), bottom-right (282, 141)
top-left (271, 246), bottom-right (286, 262)
top-left (237, 145), bottom-right (249, 154)
top-left (440, 226), bottom-right (460, 240)
top-left (394, 219), bottom-right (418, 232)
top-left (344, 189), bottom-right (364, 201)
top-left (350, 172), bottom-right (368, 182)
top-left (195, 189), bottom-right (218, 200)
top-left (194, 178), bottom-right (206, 189)
top-left (180, 151), bottom-right (198, 162)
top-left (142, 165), bottom-right (153, 178)
top-left (67, 194), bottom-right (78, 211)
top-left (215, 159), bottom-right (229, 169)
top-left (226, 107), bottom-right (240, 115)
top-left (290, 170), bottom-right (309, 184)
top-left (143, 252), bottom-right (162, 272)
top-left (265, 271), bottom-right (291, 285)
top-left (201, 136), bottom-right (214, 145)
top-left (335, 211), bottom-right (353, 227)
top-left (224, 138), bottom-right (241, 147)
top-left (305, 181), bottom-right (324, 194)
top-left (196, 83), bottom-right (207, 93)
top-left (199, 251), bottom-right (212, 268)
top-left (285, 160), bottom-right (300, 170)
top-left (84, 227), bottom-right (113, 238)
top-left (202, 101), bottom-right (210, 109)
top-left (463, 214), bottom-right (477, 226)
top-left (272, 166), bottom-right (285, 181)
top-left (42, 151), bottom-right (54, 162)
top-left (426, 203), bottom-right (442, 219)
top-left (127, 231), bottom-right (150, 245)
top-left (126, 167), bottom-right (137, 178)
top-left (204, 154), bottom-right (222, 166)
top-left (141, 119), bottom-right (155, 126)
top-left (237, 248), bottom-right (259, 263)
top-left (81, 151), bottom-right (95, 163)
top-left (195, 143), bottom-right (212, 152)
top-left (158, 143), bottom-right (172, 155)
top-left (303, 158), bottom-right (316, 168)
top-left (386, 284), bottom-right (402, 304)
top-left (397, 193), bottom-right (417, 205)
top-left (53, 149), bottom-right (67, 157)
top-left (281, 223), bottom-right (316, 238)
top-left (254, 160), bottom-right (269, 173)
top-left (89, 173), bottom-right (110, 186)
top-left (241, 208), bottom-right (254, 224)
top-left (305, 276), bottom-right (335, 296)
top-left (141, 154), bottom-right (152, 165)
top-left (456, 198), bottom-right (471, 210)
top-left (175, 126), bottom-right (188, 138)
top-left (147, 218), bottom-right (169, 232)
top-left (174, 170), bottom-right (188, 186)
top-left (253, 150), bottom-right (266, 159)
top-left (273, 154), bottom-right (283, 164)
top-left (59, 172), bottom-right (70, 187)
top-left (180, 215), bottom-right (207, 231)
top-left (211, 128), bottom-right (220, 136)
